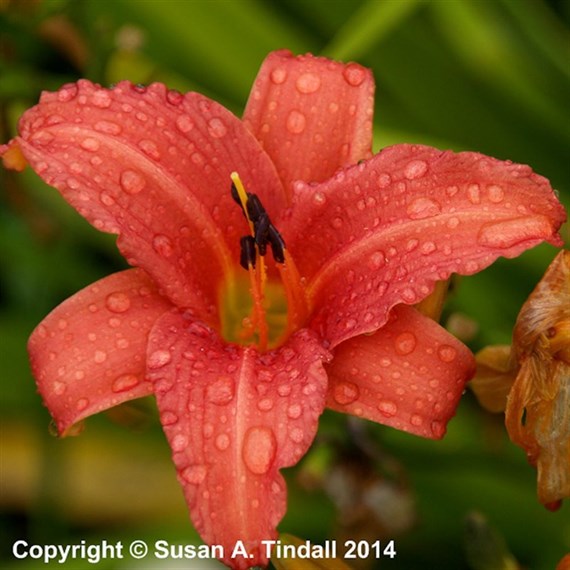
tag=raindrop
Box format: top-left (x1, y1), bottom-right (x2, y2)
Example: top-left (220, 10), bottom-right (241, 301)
top-left (312, 191), bottom-right (326, 206)
top-left (410, 414), bottom-right (424, 427)
top-left (421, 241), bottom-right (437, 255)
top-left (477, 216), bottom-right (550, 249)
top-left (406, 238), bottom-right (419, 252)
top-left (94, 120), bottom-right (121, 135)
top-left (182, 464), bottom-right (207, 484)
top-left (343, 63), bottom-right (366, 86)
top-left (206, 376), bottom-right (235, 405)
top-left (138, 139), bottom-right (160, 159)
top-left (377, 400), bottom-right (397, 417)
top-left (446, 217), bottom-right (460, 229)
top-left (257, 398), bottom-right (274, 412)
top-left (287, 403), bottom-right (302, 419)
top-left (286, 110), bottom-right (306, 134)
top-left (331, 217), bottom-right (343, 229)
top-left (215, 433), bottom-right (230, 451)
top-left (207, 117), bottom-right (227, 138)
top-left (54, 381), bottom-right (67, 395)
top-left (161, 410), bottom-right (179, 425)
top-left (406, 197), bottom-right (441, 219)
top-left (148, 349), bottom-right (171, 369)
top-left (166, 90), bottom-right (183, 105)
top-left (176, 114), bottom-right (194, 133)
top-left (57, 85), bottom-right (77, 102)
top-left (152, 234), bottom-right (174, 257)
top-left (242, 426), bottom-right (277, 475)
top-left (431, 421), bottom-right (446, 438)
top-left (76, 398), bottom-right (89, 411)
top-left (368, 251), bottom-right (386, 270)
top-left (94, 350), bottom-right (107, 363)
top-left (92, 89), bottom-right (112, 108)
top-left (105, 291), bottom-right (131, 313)
top-left (467, 184), bottom-right (481, 204)
top-left (112, 374), bottom-right (139, 393)
top-left (395, 331), bottom-right (417, 355)
top-left (333, 381), bottom-right (359, 405)
top-left (437, 345), bottom-right (457, 363)
top-left (289, 427), bottom-right (304, 443)
top-left (80, 137), bottom-right (100, 151)
top-left (487, 184), bottom-right (504, 203)
top-left (401, 288), bottom-right (417, 303)
top-left (120, 169), bottom-right (146, 194)
top-left (270, 68), bottom-right (287, 84)
top-left (404, 159), bottom-right (428, 180)
top-left (296, 73), bottom-right (321, 93)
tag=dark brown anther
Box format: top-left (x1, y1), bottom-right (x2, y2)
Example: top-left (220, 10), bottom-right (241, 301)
top-left (268, 225), bottom-right (285, 264)
top-left (239, 235), bottom-right (257, 269)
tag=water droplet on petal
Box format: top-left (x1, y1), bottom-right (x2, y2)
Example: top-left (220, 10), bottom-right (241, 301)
top-left (406, 238), bottom-right (419, 252)
top-left (333, 381), bottom-right (360, 405)
top-left (152, 234), bottom-right (174, 257)
top-left (54, 381), bottom-right (67, 395)
top-left (406, 197), bottom-right (441, 219)
top-left (296, 72), bottom-right (321, 93)
top-left (487, 184), bottom-right (504, 203)
top-left (421, 241), bottom-right (437, 254)
top-left (343, 63), bottom-right (366, 86)
top-left (207, 117), bottom-right (227, 138)
top-left (286, 110), bottom-right (306, 134)
top-left (105, 291), bottom-right (131, 313)
top-left (92, 89), bottom-right (112, 108)
top-left (477, 216), bottom-right (551, 249)
top-left (401, 288), bottom-right (417, 303)
top-left (94, 350), bottom-right (107, 363)
top-left (80, 137), bottom-right (100, 151)
top-left (410, 414), bottom-right (424, 427)
top-left (312, 191), bottom-right (326, 206)
top-left (437, 344), bottom-right (457, 362)
top-left (76, 398), bottom-right (89, 411)
top-left (161, 410), bottom-right (179, 425)
top-left (176, 114), bottom-right (194, 133)
top-left (215, 433), bottom-right (230, 451)
top-left (58, 85), bottom-right (77, 102)
top-left (377, 400), bottom-right (397, 417)
top-left (94, 120), bottom-right (121, 135)
top-left (289, 427), bottom-right (304, 443)
top-left (404, 159), bottom-right (428, 180)
top-left (287, 403), bottom-right (302, 419)
top-left (138, 139), bottom-right (160, 159)
top-left (431, 420), bottom-right (446, 438)
top-left (243, 427), bottom-right (277, 475)
top-left (257, 398), bottom-right (274, 412)
top-left (112, 374), bottom-right (139, 393)
top-left (182, 464), bottom-right (207, 484)
top-left (395, 331), bottom-right (417, 355)
top-left (148, 349), bottom-right (171, 369)
top-left (120, 169), bottom-right (146, 194)
top-left (206, 376), bottom-right (235, 406)
top-left (467, 183), bottom-right (481, 204)
top-left (270, 68), bottom-right (287, 84)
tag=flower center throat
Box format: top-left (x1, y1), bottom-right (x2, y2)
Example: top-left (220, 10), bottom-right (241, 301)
top-left (220, 173), bottom-right (308, 352)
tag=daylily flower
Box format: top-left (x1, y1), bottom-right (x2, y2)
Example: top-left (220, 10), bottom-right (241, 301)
top-left (1, 50), bottom-right (566, 569)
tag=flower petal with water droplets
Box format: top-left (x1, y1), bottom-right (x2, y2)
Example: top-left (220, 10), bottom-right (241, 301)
top-left (284, 144), bottom-right (566, 347)
top-left (326, 305), bottom-right (476, 439)
top-left (243, 50), bottom-right (374, 198)
top-left (28, 269), bottom-right (172, 435)
top-left (7, 80), bottom-right (286, 321)
top-left (147, 311), bottom-right (330, 569)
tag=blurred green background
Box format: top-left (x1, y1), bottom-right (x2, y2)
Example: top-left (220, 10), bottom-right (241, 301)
top-left (1, 0), bottom-right (569, 569)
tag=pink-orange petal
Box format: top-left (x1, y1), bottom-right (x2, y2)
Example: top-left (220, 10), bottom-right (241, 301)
top-left (243, 50), bottom-right (374, 199)
top-left (284, 143), bottom-right (566, 347)
top-left (28, 268), bottom-right (172, 435)
top-left (147, 311), bottom-right (331, 569)
top-left (326, 305), bottom-right (476, 439)
top-left (11, 80), bottom-right (286, 321)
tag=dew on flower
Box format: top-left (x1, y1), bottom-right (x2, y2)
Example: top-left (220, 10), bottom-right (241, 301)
top-left (119, 169), bottom-right (146, 194)
top-left (242, 427), bottom-right (277, 475)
